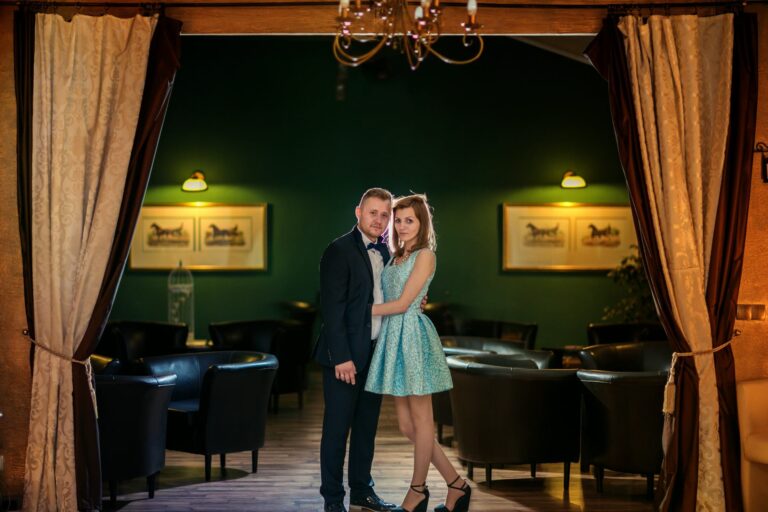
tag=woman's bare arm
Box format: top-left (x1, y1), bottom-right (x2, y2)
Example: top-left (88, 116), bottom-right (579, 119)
top-left (372, 250), bottom-right (435, 316)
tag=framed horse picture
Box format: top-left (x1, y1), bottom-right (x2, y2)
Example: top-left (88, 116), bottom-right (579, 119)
top-left (502, 203), bottom-right (636, 271)
top-left (130, 203), bottom-right (267, 270)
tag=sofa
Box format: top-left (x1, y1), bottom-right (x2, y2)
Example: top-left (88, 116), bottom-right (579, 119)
top-left (737, 378), bottom-right (768, 512)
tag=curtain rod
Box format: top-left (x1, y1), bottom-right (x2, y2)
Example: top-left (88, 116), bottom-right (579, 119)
top-left (0, 1), bottom-right (753, 8)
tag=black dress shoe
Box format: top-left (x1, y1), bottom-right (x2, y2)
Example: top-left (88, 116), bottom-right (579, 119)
top-left (324, 503), bottom-right (348, 512)
top-left (349, 491), bottom-right (397, 511)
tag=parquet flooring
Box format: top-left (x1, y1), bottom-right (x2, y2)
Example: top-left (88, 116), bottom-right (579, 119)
top-left (110, 369), bottom-right (655, 512)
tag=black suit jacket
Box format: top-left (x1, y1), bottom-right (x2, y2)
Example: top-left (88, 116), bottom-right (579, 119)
top-left (313, 228), bottom-right (389, 370)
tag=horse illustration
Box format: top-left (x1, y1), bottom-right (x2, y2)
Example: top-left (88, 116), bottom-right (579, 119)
top-left (587, 224), bottom-right (614, 238)
top-left (150, 223), bottom-right (183, 238)
top-left (209, 224), bottom-right (239, 239)
top-left (525, 223), bottom-right (559, 238)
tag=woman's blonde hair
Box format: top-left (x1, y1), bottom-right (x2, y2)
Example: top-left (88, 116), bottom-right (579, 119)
top-left (391, 194), bottom-right (436, 258)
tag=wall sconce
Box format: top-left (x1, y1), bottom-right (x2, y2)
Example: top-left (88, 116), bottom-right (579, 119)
top-left (736, 303), bottom-right (766, 321)
top-left (756, 142), bottom-right (768, 183)
top-left (182, 170), bottom-right (208, 192)
top-left (561, 170), bottom-right (586, 189)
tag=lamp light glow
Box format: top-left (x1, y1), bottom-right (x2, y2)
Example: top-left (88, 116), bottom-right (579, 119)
top-left (561, 170), bottom-right (586, 189)
top-left (182, 171), bottom-right (208, 192)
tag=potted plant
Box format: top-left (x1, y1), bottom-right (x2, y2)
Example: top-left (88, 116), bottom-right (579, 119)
top-left (603, 245), bottom-right (659, 323)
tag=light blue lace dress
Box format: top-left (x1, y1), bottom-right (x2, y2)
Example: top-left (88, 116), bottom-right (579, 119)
top-left (365, 249), bottom-right (453, 396)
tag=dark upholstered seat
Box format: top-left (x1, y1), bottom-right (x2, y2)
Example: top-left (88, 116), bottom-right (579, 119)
top-left (96, 374), bottom-right (177, 506)
top-left (141, 351), bottom-right (278, 481)
top-left (586, 322), bottom-right (666, 346)
top-left (96, 320), bottom-right (189, 371)
top-left (578, 341), bottom-right (672, 372)
top-left (447, 355), bottom-right (580, 490)
top-left (461, 320), bottom-right (538, 349)
top-left (577, 370), bottom-right (666, 496)
top-left (208, 320), bottom-right (311, 411)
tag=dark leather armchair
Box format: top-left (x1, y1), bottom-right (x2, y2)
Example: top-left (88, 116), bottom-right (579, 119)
top-left (97, 320), bottom-right (189, 371)
top-left (447, 355), bottom-right (580, 490)
top-left (460, 320), bottom-right (538, 349)
top-left (434, 339), bottom-right (555, 445)
top-left (577, 370), bottom-right (666, 496)
top-left (209, 320), bottom-right (310, 411)
top-left (586, 322), bottom-right (666, 345)
top-left (96, 374), bottom-right (177, 506)
top-left (141, 351), bottom-right (278, 481)
top-left (578, 341), bottom-right (672, 372)
top-left (433, 346), bottom-right (492, 445)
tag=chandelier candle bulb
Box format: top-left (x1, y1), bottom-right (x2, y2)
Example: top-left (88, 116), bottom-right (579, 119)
top-left (467, 0), bottom-right (477, 16)
top-left (339, 0), bottom-right (349, 11)
top-left (414, 6), bottom-right (423, 18)
top-left (421, 0), bottom-right (430, 10)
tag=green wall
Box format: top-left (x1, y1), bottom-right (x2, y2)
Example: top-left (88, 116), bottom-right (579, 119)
top-left (111, 36), bottom-right (629, 348)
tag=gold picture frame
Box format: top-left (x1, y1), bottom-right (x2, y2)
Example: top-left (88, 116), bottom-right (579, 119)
top-left (129, 203), bottom-right (267, 270)
top-left (502, 203), bottom-right (637, 271)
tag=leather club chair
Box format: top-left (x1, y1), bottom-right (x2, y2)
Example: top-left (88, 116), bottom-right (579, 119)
top-left (448, 354), bottom-right (580, 490)
top-left (433, 344), bottom-right (555, 446)
top-left (736, 378), bottom-right (768, 512)
top-left (96, 373), bottom-right (177, 506)
top-left (209, 319), bottom-right (310, 411)
top-left (460, 320), bottom-right (538, 349)
top-left (576, 369), bottom-right (666, 496)
top-left (586, 322), bottom-right (667, 346)
top-left (578, 341), bottom-right (672, 372)
top-left (141, 351), bottom-right (278, 482)
top-left (97, 320), bottom-right (189, 371)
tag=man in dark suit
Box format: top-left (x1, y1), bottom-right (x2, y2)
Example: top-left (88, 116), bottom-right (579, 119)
top-left (314, 188), bottom-right (396, 512)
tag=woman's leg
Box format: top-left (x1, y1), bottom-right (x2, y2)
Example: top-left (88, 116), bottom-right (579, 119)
top-left (397, 395), bottom-right (466, 510)
top-left (398, 395), bottom-right (434, 509)
top-left (394, 396), bottom-right (416, 442)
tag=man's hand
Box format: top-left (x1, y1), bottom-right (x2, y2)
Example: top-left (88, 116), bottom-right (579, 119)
top-left (420, 295), bottom-right (428, 312)
top-left (335, 360), bottom-right (357, 385)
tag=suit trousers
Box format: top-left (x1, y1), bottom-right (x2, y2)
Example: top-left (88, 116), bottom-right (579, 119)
top-left (319, 347), bottom-right (383, 504)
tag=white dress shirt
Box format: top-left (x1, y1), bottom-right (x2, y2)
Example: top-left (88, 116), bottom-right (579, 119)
top-left (358, 227), bottom-right (385, 340)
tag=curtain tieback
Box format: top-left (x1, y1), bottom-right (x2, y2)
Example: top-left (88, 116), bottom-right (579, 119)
top-left (22, 328), bottom-right (99, 419)
top-left (662, 330), bottom-right (740, 415)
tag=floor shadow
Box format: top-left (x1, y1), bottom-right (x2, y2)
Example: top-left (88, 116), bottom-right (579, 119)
top-left (101, 465), bottom-right (250, 509)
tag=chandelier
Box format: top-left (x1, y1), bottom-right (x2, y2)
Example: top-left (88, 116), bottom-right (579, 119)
top-left (333, 0), bottom-right (483, 70)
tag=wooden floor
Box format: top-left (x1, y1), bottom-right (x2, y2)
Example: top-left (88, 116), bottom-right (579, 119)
top-left (111, 369), bottom-right (656, 511)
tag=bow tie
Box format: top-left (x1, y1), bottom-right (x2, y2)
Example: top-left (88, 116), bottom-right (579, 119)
top-left (366, 242), bottom-right (390, 264)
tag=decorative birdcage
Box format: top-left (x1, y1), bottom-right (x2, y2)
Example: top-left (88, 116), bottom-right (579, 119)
top-left (168, 260), bottom-right (194, 341)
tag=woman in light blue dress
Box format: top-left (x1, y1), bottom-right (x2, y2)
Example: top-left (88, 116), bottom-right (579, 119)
top-left (365, 194), bottom-right (471, 512)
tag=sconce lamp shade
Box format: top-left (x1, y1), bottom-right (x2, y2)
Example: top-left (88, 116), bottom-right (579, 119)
top-left (561, 170), bottom-right (586, 189)
top-left (182, 171), bottom-right (208, 192)
top-left (736, 304), bottom-right (766, 321)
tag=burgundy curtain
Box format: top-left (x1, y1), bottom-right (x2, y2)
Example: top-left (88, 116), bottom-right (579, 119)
top-left (705, 12), bottom-right (757, 512)
top-left (14, 3), bottom-right (35, 344)
top-left (14, 11), bottom-right (182, 510)
top-left (586, 12), bottom-right (757, 512)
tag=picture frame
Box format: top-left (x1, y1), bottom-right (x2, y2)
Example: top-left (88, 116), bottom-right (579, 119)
top-left (129, 203), bottom-right (267, 270)
top-left (502, 203), bottom-right (637, 271)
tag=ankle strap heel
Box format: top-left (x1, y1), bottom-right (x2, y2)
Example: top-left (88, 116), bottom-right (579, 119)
top-left (434, 475), bottom-right (471, 512)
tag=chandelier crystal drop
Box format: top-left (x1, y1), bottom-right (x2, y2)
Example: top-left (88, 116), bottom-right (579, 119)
top-left (333, 0), bottom-right (483, 70)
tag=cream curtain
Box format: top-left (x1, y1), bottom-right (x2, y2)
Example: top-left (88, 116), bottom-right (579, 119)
top-left (23, 13), bottom-right (156, 511)
top-left (619, 14), bottom-right (733, 511)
